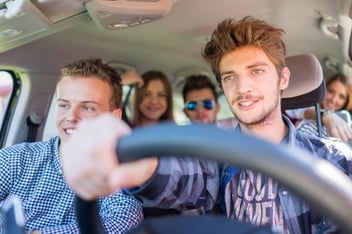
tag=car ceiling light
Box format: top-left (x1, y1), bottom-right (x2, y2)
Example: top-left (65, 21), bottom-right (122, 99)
top-left (85, 0), bottom-right (176, 30)
top-left (0, 28), bottom-right (22, 37)
top-left (108, 17), bottom-right (152, 29)
top-left (109, 23), bottom-right (129, 29)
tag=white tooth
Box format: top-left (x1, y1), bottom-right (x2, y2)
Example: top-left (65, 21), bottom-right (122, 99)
top-left (66, 129), bottom-right (76, 134)
top-left (240, 101), bottom-right (252, 106)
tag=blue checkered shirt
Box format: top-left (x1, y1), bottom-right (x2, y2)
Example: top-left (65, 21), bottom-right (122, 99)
top-left (0, 136), bottom-right (143, 234)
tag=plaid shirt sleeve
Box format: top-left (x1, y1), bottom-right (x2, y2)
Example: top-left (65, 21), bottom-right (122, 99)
top-left (40, 192), bottom-right (143, 234)
top-left (128, 156), bottom-right (220, 212)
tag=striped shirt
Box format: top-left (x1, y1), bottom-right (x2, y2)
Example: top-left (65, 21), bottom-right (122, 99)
top-left (297, 118), bottom-right (352, 148)
top-left (297, 119), bottom-right (327, 138)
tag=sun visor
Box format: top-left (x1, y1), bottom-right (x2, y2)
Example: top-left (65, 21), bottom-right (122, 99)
top-left (0, 0), bottom-right (91, 53)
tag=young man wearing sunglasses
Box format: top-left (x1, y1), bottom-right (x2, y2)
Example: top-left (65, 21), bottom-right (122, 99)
top-left (182, 74), bottom-right (220, 124)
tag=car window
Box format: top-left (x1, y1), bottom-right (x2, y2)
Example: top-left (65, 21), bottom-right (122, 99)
top-left (0, 72), bottom-right (14, 121)
top-left (0, 70), bottom-right (19, 147)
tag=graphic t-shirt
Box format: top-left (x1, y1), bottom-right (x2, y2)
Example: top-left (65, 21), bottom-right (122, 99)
top-left (231, 169), bottom-right (289, 233)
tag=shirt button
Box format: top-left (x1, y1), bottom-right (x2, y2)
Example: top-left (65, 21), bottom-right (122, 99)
top-left (282, 190), bottom-right (288, 196)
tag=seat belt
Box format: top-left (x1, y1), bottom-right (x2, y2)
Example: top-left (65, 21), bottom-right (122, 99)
top-left (315, 104), bottom-right (323, 137)
top-left (26, 111), bottom-right (43, 142)
top-left (121, 85), bottom-right (133, 126)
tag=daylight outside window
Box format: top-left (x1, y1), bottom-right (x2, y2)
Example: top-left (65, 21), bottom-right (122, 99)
top-left (0, 71), bottom-right (14, 126)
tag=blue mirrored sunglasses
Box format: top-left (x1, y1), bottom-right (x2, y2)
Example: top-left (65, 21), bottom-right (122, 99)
top-left (186, 100), bottom-right (215, 111)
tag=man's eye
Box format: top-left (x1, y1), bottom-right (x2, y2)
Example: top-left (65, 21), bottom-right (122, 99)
top-left (252, 68), bottom-right (264, 75)
top-left (222, 76), bottom-right (234, 82)
top-left (83, 106), bottom-right (94, 111)
top-left (58, 104), bottom-right (69, 109)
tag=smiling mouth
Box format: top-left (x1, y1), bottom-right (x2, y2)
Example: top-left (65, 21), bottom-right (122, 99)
top-left (239, 101), bottom-right (255, 107)
top-left (65, 129), bottom-right (76, 135)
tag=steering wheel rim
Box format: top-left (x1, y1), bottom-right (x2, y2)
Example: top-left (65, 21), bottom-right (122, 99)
top-left (76, 123), bottom-right (352, 233)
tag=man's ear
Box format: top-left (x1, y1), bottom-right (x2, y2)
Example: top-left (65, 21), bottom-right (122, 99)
top-left (280, 66), bottom-right (290, 90)
top-left (112, 108), bottom-right (122, 119)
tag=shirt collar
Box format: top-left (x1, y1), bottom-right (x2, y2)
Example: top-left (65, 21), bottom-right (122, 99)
top-left (233, 115), bottom-right (297, 146)
top-left (52, 136), bottom-right (63, 175)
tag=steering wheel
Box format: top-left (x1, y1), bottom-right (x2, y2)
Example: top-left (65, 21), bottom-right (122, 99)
top-left (75, 123), bottom-right (352, 233)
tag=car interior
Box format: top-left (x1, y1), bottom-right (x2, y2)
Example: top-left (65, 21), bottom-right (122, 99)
top-left (0, 0), bottom-right (352, 147)
top-left (0, 0), bottom-right (352, 233)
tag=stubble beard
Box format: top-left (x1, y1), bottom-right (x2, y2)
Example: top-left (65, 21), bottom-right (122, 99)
top-left (232, 94), bottom-right (280, 127)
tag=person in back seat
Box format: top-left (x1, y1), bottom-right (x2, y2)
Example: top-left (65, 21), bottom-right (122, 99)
top-left (62, 17), bottom-right (352, 233)
top-left (131, 70), bottom-right (175, 128)
top-left (182, 74), bottom-right (221, 124)
top-left (0, 58), bottom-right (143, 233)
top-left (127, 69), bottom-right (180, 218)
top-left (293, 73), bottom-right (352, 142)
top-left (181, 74), bottom-right (237, 217)
top-left (182, 74), bottom-right (238, 133)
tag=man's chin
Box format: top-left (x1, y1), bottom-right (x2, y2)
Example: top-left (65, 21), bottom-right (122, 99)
top-left (194, 119), bottom-right (210, 124)
top-left (237, 116), bottom-right (265, 126)
top-left (59, 134), bottom-right (70, 144)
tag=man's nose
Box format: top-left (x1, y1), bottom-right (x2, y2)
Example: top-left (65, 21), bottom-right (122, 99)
top-left (235, 75), bottom-right (253, 93)
top-left (66, 107), bottom-right (80, 122)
